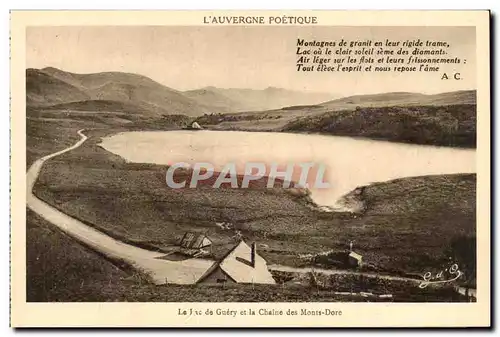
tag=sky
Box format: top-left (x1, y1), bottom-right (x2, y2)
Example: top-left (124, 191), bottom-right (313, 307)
top-left (26, 26), bottom-right (476, 96)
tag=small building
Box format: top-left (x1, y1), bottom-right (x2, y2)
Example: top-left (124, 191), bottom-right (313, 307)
top-left (191, 121), bottom-right (202, 130)
top-left (198, 240), bottom-right (276, 284)
top-left (179, 232), bottom-right (212, 249)
top-left (348, 251), bottom-right (363, 267)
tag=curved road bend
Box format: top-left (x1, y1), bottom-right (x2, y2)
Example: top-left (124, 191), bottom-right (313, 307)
top-left (27, 130), bottom-right (474, 296)
top-left (27, 129), bottom-right (214, 285)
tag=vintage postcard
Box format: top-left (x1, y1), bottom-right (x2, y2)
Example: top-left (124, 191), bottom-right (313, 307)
top-left (10, 10), bottom-right (490, 327)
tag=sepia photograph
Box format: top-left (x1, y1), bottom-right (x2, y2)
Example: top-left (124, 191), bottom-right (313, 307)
top-left (10, 10), bottom-right (491, 327)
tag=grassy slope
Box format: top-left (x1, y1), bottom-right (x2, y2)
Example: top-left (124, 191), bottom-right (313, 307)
top-left (27, 201), bottom-right (466, 302)
top-left (41, 100), bottom-right (151, 114)
top-left (32, 207), bottom-right (421, 302)
top-left (27, 209), bottom-right (132, 302)
top-left (194, 91), bottom-right (477, 149)
top-left (31, 171), bottom-right (455, 302)
top-left (320, 90), bottom-right (476, 108)
top-left (26, 100), bottom-right (475, 302)
top-left (24, 118), bottom-right (347, 302)
top-left (345, 174), bottom-right (476, 278)
top-left (29, 67), bottom-right (206, 117)
top-left (195, 104), bottom-right (476, 148)
top-left (283, 104), bottom-right (476, 148)
top-left (26, 69), bottom-right (90, 106)
top-left (32, 128), bottom-right (317, 256)
top-left (31, 208), bottom-right (379, 302)
top-left (30, 67), bottom-right (335, 117)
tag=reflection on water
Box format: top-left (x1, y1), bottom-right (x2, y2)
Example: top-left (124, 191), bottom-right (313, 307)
top-left (100, 130), bottom-right (476, 210)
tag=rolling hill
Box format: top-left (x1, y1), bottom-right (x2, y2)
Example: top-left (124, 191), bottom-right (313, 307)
top-left (40, 100), bottom-right (150, 114)
top-left (26, 69), bottom-right (90, 106)
top-left (28, 67), bottom-right (206, 116)
top-left (27, 67), bottom-right (338, 116)
top-left (194, 89), bottom-right (477, 148)
top-left (282, 104), bottom-right (476, 147)
top-left (321, 90), bottom-right (476, 110)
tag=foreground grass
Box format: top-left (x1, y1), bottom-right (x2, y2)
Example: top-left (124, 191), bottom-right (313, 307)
top-left (33, 129), bottom-right (476, 279)
top-left (26, 111), bottom-right (475, 302)
top-left (27, 209), bottom-right (466, 302)
top-left (26, 209), bottom-right (132, 301)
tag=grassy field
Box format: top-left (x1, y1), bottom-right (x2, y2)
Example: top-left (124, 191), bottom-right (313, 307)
top-left (195, 104), bottom-right (476, 148)
top-left (26, 103), bottom-right (476, 302)
top-left (29, 203), bottom-right (466, 302)
top-left (283, 104), bottom-right (476, 148)
top-left (25, 71), bottom-right (477, 303)
top-left (32, 127), bottom-right (476, 280)
top-left (27, 208), bottom-right (466, 302)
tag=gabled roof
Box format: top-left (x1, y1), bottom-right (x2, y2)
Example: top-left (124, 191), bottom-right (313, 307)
top-left (218, 240), bottom-right (275, 284)
top-left (192, 235), bottom-right (212, 249)
top-left (191, 121), bottom-right (202, 129)
top-left (197, 240), bottom-right (276, 284)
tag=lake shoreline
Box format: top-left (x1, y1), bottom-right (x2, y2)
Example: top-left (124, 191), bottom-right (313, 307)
top-left (194, 103), bottom-right (476, 149)
top-left (99, 129), bottom-right (476, 210)
top-left (104, 127), bottom-right (478, 150)
top-left (27, 122), bottom-right (476, 301)
top-left (33, 128), bottom-right (476, 274)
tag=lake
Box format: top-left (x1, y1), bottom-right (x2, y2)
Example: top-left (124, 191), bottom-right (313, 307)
top-left (100, 130), bottom-right (476, 210)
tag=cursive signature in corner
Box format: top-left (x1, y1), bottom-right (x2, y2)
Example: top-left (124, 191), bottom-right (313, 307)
top-left (418, 263), bottom-right (462, 289)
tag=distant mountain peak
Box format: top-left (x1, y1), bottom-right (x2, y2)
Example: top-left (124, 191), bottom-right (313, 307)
top-left (41, 66), bottom-right (70, 75)
top-left (183, 86), bottom-right (338, 112)
top-left (264, 86), bottom-right (288, 92)
top-left (41, 66), bottom-right (59, 72)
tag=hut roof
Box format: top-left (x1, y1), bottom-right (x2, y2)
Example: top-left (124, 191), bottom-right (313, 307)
top-left (198, 240), bottom-right (275, 284)
top-left (349, 251), bottom-right (363, 260)
top-left (191, 121), bottom-right (202, 129)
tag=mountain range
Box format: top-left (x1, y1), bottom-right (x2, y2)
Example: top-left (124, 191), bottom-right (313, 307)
top-left (27, 67), bottom-right (476, 117)
top-left (184, 86), bottom-right (336, 112)
top-left (26, 67), bottom-right (338, 116)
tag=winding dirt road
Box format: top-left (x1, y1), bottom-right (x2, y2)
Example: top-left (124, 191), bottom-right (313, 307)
top-left (27, 129), bottom-right (215, 285)
top-left (26, 129), bottom-right (474, 298)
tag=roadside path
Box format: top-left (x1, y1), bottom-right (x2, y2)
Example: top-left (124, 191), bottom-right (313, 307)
top-left (26, 129), bottom-right (475, 297)
top-left (27, 129), bottom-right (214, 285)
top-left (268, 264), bottom-right (421, 283)
top-left (268, 265), bottom-right (475, 298)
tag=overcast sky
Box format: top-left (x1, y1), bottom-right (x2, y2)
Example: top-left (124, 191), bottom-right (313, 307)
top-left (26, 26), bottom-right (476, 96)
